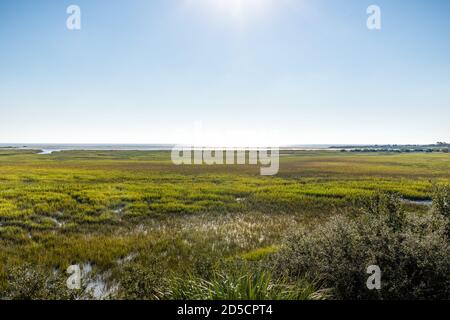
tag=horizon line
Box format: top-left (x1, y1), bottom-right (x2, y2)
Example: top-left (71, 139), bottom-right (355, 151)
top-left (0, 142), bottom-right (447, 147)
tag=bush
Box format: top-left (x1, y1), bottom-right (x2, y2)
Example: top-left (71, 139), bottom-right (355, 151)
top-left (354, 192), bottom-right (406, 231)
top-left (2, 264), bottom-right (84, 300)
top-left (116, 262), bottom-right (167, 300)
top-left (274, 193), bottom-right (450, 300)
top-left (432, 184), bottom-right (450, 238)
top-left (432, 184), bottom-right (450, 219)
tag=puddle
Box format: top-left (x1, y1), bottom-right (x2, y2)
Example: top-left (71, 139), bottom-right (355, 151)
top-left (49, 217), bottom-right (64, 228)
top-left (112, 205), bottom-right (126, 215)
top-left (38, 149), bottom-right (63, 155)
top-left (401, 198), bottom-right (432, 206)
top-left (86, 275), bottom-right (116, 300)
top-left (81, 262), bottom-right (117, 300)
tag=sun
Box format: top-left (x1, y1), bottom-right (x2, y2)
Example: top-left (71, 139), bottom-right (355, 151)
top-left (214, 0), bottom-right (246, 17)
top-left (213, 0), bottom-right (272, 18)
top-left (184, 0), bottom-right (273, 20)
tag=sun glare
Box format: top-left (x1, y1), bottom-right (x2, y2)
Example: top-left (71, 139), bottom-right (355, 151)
top-left (184, 0), bottom-right (273, 20)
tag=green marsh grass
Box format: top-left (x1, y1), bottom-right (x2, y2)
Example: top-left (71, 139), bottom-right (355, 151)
top-left (0, 149), bottom-right (449, 299)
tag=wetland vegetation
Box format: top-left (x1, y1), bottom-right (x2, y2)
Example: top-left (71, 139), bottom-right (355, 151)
top-left (0, 149), bottom-right (449, 299)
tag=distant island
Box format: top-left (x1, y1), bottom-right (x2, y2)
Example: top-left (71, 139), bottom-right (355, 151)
top-left (331, 142), bottom-right (450, 153)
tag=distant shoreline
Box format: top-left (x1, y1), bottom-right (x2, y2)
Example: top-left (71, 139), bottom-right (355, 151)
top-left (1, 143), bottom-right (449, 154)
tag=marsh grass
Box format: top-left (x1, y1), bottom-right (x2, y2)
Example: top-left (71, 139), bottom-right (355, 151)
top-left (166, 260), bottom-right (328, 300)
top-left (0, 150), bottom-right (449, 299)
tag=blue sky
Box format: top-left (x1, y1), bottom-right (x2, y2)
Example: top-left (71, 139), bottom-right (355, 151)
top-left (0, 0), bottom-right (449, 145)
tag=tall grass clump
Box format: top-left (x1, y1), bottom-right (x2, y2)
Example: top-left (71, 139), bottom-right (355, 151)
top-left (166, 264), bottom-right (327, 300)
top-left (274, 192), bottom-right (450, 300)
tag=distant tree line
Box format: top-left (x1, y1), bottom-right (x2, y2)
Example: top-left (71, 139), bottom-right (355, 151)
top-left (335, 142), bottom-right (450, 153)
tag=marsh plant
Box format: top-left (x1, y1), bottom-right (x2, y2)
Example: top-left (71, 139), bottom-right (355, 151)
top-left (166, 271), bottom-right (326, 300)
top-left (273, 192), bottom-right (450, 300)
top-left (432, 184), bottom-right (450, 237)
top-left (1, 151), bottom-right (450, 300)
top-left (2, 191), bottom-right (450, 300)
top-left (2, 264), bottom-right (86, 300)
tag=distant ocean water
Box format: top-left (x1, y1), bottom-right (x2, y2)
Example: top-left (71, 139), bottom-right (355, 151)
top-left (0, 143), bottom-right (342, 154)
top-left (0, 144), bottom-right (176, 154)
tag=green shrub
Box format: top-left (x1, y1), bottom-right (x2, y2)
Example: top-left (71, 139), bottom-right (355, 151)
top-left (116, 262), bottom-right (166, 300)
top-left (2, 264), bottom-right (84, 300)
top-left (355, 192), bottom-right (406, 231)
top-left (274, 193), bottom-right (450, 300)
top-left (432, 184), bottom-right (450, 217)
top-left (432, 184), bottom-right (450, 238)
